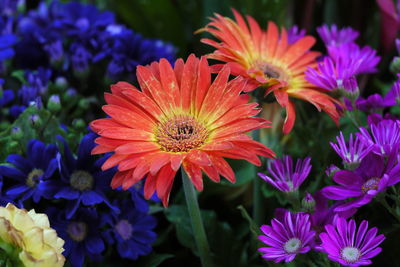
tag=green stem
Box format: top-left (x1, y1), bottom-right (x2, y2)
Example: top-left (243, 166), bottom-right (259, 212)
top-left (252, 128), bottom-right (264, 226)
top-left (378, 195), bottom-right (400, 222)
top-left (181, 169), bottom-right (213, 267)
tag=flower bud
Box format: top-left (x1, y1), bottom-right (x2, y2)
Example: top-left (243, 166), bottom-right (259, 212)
top-left (11, 127), bottom-right (23, 140)
top-left (47, 95), bottom-right (61, 113)
top-left (301, 192), bottom-right (315, 212)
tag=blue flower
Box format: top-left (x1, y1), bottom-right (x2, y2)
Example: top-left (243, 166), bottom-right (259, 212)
top-left (54, 132), bottom-right (118, 219)
top-left (102, 199), bottom-right (157, 260)
top-left (0, 89), bottom-right (14, 107)
top-left (17, 68), bottom-right (51, 106)
top-left (48, 206), bottom-right (105, 267)
top-left (0, 139), bottom-right (58, 206)
top-left (0, 34), bottom-right (17, 62)
top-left (98, 29), bottom-right (176, 80)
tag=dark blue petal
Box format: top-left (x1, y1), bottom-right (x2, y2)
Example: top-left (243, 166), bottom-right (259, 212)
top-left (81, 190), bottom-right (104, 205)
top-left (66, 199), bottom-right (81, 219)
top-left (85, 236), bottom-right (105, 254)
top-left (117, 241), bottom-right (138, 260)
top-left (132, 230), bottom-right (157, 244)
top-left (43, 158), bottom-right (58, 179)
top-left (54, 187), bottom-right (80, 200)
top-left (56, 135), bottom-right (77, 171)
top-left (0, 166), bottom-right (27, 181)
top-left (70, 243), bottom-right (85, 267)
top-left (28, 140), bottom-right (45, 167)
top-left (6, 185), bottom-right (30, 197)
top-left (5, 154), bottom-right (32, 173)
top-left (76, 133), bottom-right (96, 169)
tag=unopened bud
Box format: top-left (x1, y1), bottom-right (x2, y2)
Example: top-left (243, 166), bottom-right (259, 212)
top-left (47, 95), bottom-right (61, 112)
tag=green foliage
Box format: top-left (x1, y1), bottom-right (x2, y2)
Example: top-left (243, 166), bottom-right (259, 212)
top-left (0, 106), bottom-right (66, 160)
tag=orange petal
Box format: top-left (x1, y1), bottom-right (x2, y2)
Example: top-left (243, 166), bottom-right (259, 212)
top-left (156, 165), bottom-right (177, 207)
top-left (283, 100), bottom-right (296, 134)
top-left (115, 142), bottom-right (159, 155)
top-left (120, 89), bottom-right (164, 119)
top-left (136, 65), bottom-right (174, 114)
top-left (144, 173), bottom-right (157, 199)
top-left (194, 57), bottom-right (211, 112)
top-left (199, 65), bottom-right (230, 117)
top-left (201, 165), bottom-right (220, 183)
top-left (149, 153), bottom-right (171, 175)
top-left (170, 153), bottom-right (185, 171)
top-left (98, 127), bottom-right (153, 141)
top-left (102, 154), bottom-right (128, 170)
top-left (159, 58), bottom-right (180, 108)
top-left (183, 162), bottom-right (204, 191)
top-left (210, 156), bottom-right (235, 183)
top-left (111, 170), bottom-right (131, 189)
top-left (90, 118), bottom-right (124, 132)
top-left (187, 150), bottom-right (212, 166)
top-left (102, 105), bottom-right (154, 131)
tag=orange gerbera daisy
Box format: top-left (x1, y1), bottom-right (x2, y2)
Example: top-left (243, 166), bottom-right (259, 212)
top-left (90, 54), bottom-right (275, 206)
top-left (199, 9), bottom-right (341, 134)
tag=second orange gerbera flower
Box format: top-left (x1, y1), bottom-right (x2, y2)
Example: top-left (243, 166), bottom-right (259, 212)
top-left (199, 9), bottom-right (341, 134)
top-left (90, 55), bottom-right (275, 206)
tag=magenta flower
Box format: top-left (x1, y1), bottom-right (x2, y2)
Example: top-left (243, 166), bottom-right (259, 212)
top-left (330, 131), bottom-right (373, 169)
top-left (258, 156), bottom-right (311, 192)
top-left (355, 94), bottom-right (391, 111)
top-left (328, 43), bottom-right (380, 74)
top-left (384, 79), bottom-right (400, 106)
top-left (287, 25), bottom-right (306, 44)
top-left (317, 24), bottom-right (359, 47)
top-left (321, 153), bottom-right (400, 212)
top-left (258, 210), bottom-right (315, 263)
top-left (310, 192), bottom-right (357, 248)
top-left (320, 217), bottom-right (385, 266)
top-left (305, 56), bottom-right (359, 91)
top-left (357, 119), bottom-right (400, 156)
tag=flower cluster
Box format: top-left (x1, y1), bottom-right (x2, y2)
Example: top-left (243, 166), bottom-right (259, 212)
top-left (306, 24), bottom-right (380, 97)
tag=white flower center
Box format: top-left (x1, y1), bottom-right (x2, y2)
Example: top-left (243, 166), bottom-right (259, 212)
top-left (341, 247), bottom-right (361, 263)
top-left (284, 238), bottom-right (301, 253)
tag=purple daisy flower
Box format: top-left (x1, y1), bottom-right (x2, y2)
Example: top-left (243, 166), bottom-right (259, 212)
top-left (320, 217), bottom-right (385, 266)
top-left (258, 210), bottom-right (315, 263)
top-left (287, 25), bottom-right (306, 44)
top-left (357, 119), bottom-right (400, 156)
top-left (309, 192), bottom-right (357, 248)
top-left (328, 43), bottom-right (380, 74)
top-left (330, 131), bottom-right (373, 169)
top-left (355, 93), bottom-right (391, 112)
top-left (321, 153), bottom-right (400, 212)
top-left (384, 79), bottom-right (400, 106)
top-left (317, 24), bottom-right (359, 47)
top-left (258, 155), bottom-right (312, 192)
top-left (305, 56), bottom-right (359, 91)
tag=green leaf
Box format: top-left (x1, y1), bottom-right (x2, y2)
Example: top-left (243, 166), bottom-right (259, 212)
top-left (0, 106), bottom-right (66, 161)
top-left (237, 205), bottom-right (261, 238)
top-left (134, 253), bottom-right (174, 267)
top-left (11, 70), bottom-right (26, 84)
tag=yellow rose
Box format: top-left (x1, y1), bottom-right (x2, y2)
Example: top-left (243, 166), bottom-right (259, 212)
top-left (0, 203), bottom-right (65, 267)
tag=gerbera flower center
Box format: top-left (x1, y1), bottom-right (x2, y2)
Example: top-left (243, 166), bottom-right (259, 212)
top-left (253, 60), bottom-right (289, 81)
top-left (155, 115), bottom-right (209, 153)
top-left (361, 177), bottom-right (380, 193)
top-left (70, 170), bottom-right (94, 191)
top-left (115, 219), bottom-right (133, 241)
top-left (284, 237), bottom-right (302, 253)
top-left (341, 246), bottom-right (361, 263)
top-left (67, 221), bottom-right (87, 242)
top-left (26, 168), bottom-right (43, 187)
